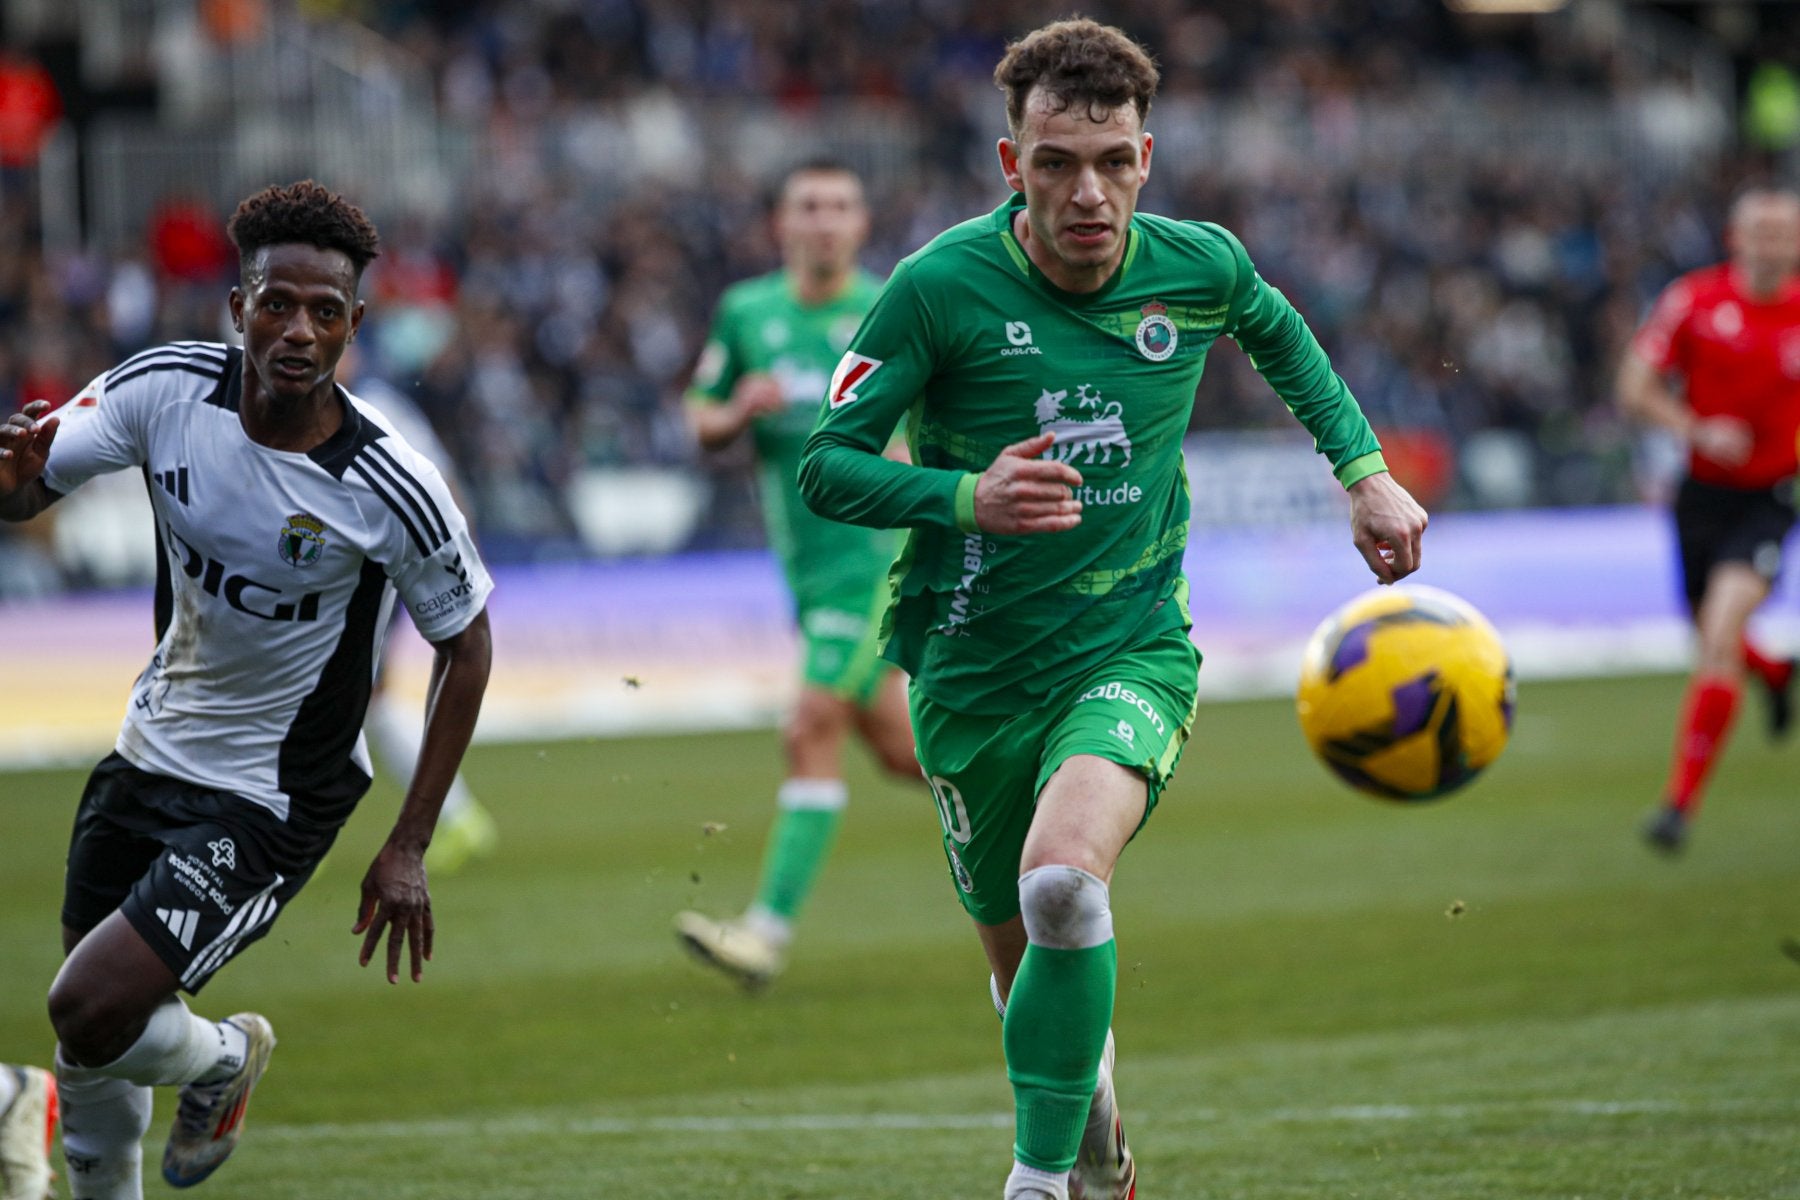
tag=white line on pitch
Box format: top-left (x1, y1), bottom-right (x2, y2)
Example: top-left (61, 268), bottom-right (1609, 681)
top-left (258, 1096), bottom-right (1781, 1145)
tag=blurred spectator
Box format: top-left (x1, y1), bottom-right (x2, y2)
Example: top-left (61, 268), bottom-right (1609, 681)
top-left (0, 47), bottom-right (60, 175)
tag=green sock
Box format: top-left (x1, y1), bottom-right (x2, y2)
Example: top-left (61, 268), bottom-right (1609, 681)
top-left (1003, 938), bottom-right (1117, 1172)
top-left (750, 778), bottom-right (847, 922)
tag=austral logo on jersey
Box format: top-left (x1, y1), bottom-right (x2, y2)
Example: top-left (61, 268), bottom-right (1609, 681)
top-left (1001, 320), bottom-right (1042, 357)
top-left (278, 513), bottom-right (327, 568)
top-left (827, 352), bottom-right (882, 409)
top-left (1135, 300), bottom-right (1178, 362)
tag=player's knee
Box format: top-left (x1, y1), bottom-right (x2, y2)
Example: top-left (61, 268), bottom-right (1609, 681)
top-left (784, 695), bottom-right (847, 760)
top-left (47, 977), bottom-right (132, 1065)
top-left (1017, 864), bottom-right (1113, 950)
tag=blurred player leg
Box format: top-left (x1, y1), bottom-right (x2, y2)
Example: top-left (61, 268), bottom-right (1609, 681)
top-left (1646, 563), bottom-right (1770, 852)
top-left (852, 668), bottom-right (922, 782)
top-left (366, 689), bottom-right (497, 875)
top-left (0, 1064), bottom-right (57, 1200)
top-left (676, 687), bottom-right (852, 987)
top-left (1739, 637), bottom-right (1795, 738)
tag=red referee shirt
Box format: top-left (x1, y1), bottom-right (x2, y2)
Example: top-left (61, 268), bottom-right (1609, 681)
top-left (1631, 263), bottom-right (1800, 489)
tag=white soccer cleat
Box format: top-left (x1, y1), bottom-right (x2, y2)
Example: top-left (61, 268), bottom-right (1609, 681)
top-left (674, 912), bottom-right (785, 990)
top-left (1069, 1030), bottom-right (1136, 1200)
top-left (161, 1013), bottom-right (276, 1189)
top-left (0, 1065), bottom-right (56, 1200)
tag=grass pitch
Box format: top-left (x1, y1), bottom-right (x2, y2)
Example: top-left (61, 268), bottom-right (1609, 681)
top-left (2, 673), bottom-right (1796, 1198)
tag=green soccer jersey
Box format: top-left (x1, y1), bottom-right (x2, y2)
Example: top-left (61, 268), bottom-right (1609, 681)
top-left (798, 193), bottom-right (1387, 715)
top-left (691, 269), bottom-right (899, 609)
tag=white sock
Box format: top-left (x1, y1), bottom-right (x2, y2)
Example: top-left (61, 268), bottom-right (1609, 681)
top-left (1003, 1160), bottom-right (1070, 1199)
top-left (57, 1050), bottom-right (152, 1200)
top-left (741, 903), bottom-right (794, 949)
top-left (0, 1065), bottom-right (18, 1111)
top-left (104, 997), bottom-right (246, 1087)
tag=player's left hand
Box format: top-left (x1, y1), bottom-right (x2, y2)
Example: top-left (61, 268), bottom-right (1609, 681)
top-left (353, 841), bottom-right (434, 983)
top-left (1347, 471), bottom-right (1428, 584)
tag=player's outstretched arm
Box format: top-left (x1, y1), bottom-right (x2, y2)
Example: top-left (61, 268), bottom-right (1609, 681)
top-left (1347, 471), bottom-right (1427, 584)
top-left (973, 432), bottom-right (1084, 535)
top-left (355, 607), bottom-right (493, 983)
top-left (0, 400), bottom-right (59, 521)
top-left (1616, 349), bottom-right (1751, 468)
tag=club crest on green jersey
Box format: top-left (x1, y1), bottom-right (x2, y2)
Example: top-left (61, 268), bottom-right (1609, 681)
top-left (1135, 299), bottom-right (1178, 362)
top-left (278, 512), bottom-right (327, 567)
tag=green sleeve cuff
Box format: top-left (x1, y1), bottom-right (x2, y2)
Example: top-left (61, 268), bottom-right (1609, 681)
top-left (1335, 451), bottom-right (1388, 490)
top-left (953, 472), bottom-right (981, 533)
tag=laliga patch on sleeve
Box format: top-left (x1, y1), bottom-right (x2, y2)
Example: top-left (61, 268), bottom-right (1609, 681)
top-left (827, 352), bottom-right (882, 409)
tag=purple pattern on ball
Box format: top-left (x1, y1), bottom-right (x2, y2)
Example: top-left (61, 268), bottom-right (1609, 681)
top-left (1330, 621), bottom-right (1376, 678)
top-left (1390, 673), bottom-right (1438, 737)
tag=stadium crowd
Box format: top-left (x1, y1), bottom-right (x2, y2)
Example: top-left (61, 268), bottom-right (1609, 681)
top-left (0, 0), bottom-right (1793, 586)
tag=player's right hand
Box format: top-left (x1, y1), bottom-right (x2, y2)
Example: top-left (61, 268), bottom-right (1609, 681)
top-left (0, 399), bottom-right (58, 496)
top-left (1688, 414), bottom-right (1753, 468)
top-left (974, 432), bottom-right (1083, 535)
top-left (729, 375), bottom-right (786, 427)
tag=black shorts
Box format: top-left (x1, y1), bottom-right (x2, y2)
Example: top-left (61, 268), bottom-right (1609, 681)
top-left (63, 754), bottom-right (342, 994)
top-left (1673, 477), bottom-right (1797, 613)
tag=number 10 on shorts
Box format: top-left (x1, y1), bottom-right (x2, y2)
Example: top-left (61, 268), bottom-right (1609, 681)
top-left (929, 775), bottom-right (972, 844)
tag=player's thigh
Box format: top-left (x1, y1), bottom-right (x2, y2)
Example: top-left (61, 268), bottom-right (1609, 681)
top-left (1695, 562), bottom-right (1775, 669)
top-left (1022, 755), bottom-right (1149, 883)
top-left (64, 754), bottom-right (180, 941)
top-left (909, 687), bottom-right (1044, 925)
top-left (1034, 622), bottom-right (1202, 841)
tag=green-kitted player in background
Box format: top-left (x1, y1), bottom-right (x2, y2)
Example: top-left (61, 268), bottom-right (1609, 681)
top-left (799, 20), bottom-right (1429, 1200)
top-left (676, 161), bottom-right (919, 988)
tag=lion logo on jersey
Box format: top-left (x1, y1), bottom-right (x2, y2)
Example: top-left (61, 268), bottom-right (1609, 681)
top-left (1034, 384), bottom-right (1132, 466)
top-left (278, 513), bottom-right (327, 568)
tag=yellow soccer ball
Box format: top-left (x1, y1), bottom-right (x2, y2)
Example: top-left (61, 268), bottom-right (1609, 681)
top-left (1296, 584), bottom-right (1514, 802)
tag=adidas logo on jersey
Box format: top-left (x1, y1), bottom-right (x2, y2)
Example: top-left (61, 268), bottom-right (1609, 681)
top-left (155, 466), bottom-right (190, 505)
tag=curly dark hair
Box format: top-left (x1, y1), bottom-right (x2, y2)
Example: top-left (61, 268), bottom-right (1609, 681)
top-left (227, 180), bottom-right (381, 280)
top-left (994, 18), bottom-right (1160, 140)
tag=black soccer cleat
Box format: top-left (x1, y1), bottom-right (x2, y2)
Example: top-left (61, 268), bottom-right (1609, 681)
top-left (1641, 804), bottom-right (1689, 855)
top-left (1760, 658), bottom-right (1797, 741)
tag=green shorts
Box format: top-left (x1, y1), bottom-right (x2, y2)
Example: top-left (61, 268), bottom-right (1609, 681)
top-left (909, 622), bottom-right (1201, 925)
top-left (797, 588), bottom-right (895, 708)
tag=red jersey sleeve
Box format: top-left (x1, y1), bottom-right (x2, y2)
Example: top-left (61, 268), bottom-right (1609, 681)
top-left (1631, 276), bottom-right (1694, 375)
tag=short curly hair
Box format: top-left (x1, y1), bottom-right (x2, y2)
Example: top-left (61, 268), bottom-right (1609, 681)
top-left (994, 18), bottom-right (1160, 140)
top-left (227, 180), bottom-right (381, 280)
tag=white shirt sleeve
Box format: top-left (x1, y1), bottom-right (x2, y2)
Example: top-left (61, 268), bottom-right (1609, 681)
top-left (39, 369), bottom-right (150, 496)
top-left (379, 447), bottom-right (494, 642)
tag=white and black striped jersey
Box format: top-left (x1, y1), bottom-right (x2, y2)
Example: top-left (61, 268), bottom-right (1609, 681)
top-left (42, 342), bottom-right (494, 824)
